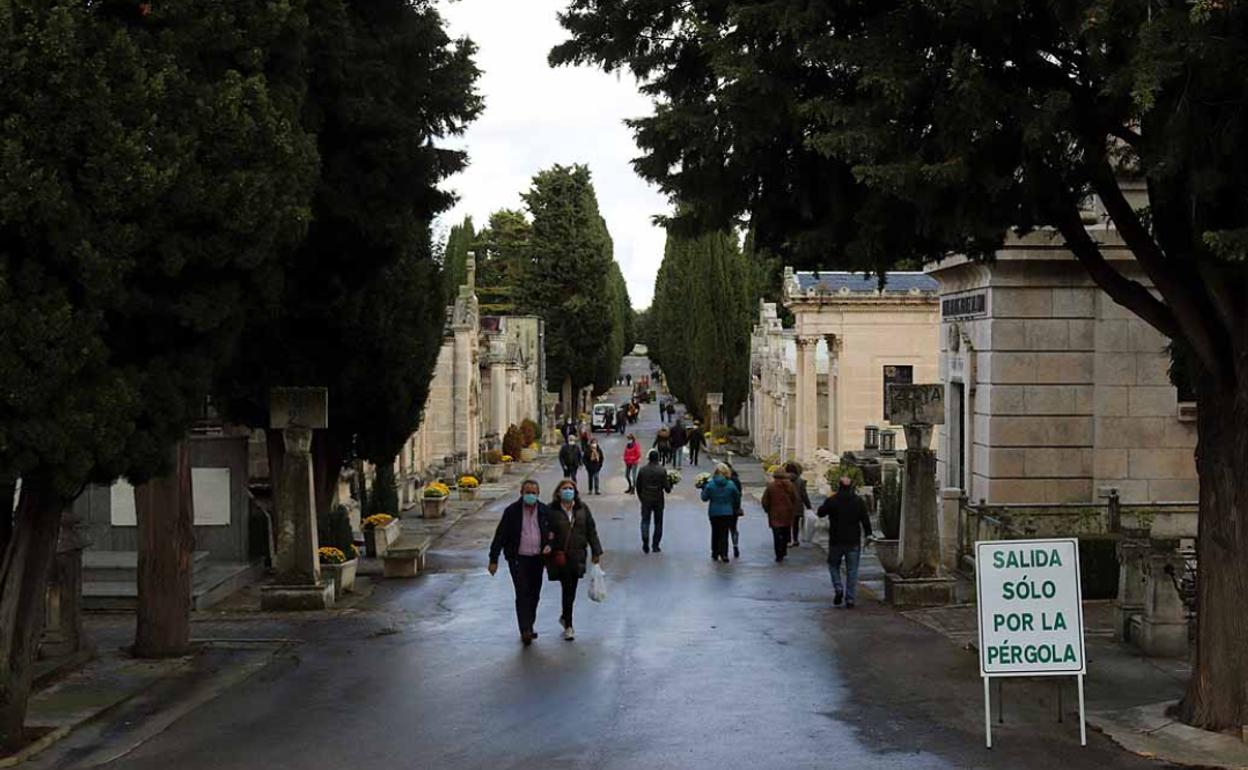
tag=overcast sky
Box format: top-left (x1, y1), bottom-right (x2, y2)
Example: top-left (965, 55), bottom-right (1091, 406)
top-left (436, 0), bottom-right (667, 310)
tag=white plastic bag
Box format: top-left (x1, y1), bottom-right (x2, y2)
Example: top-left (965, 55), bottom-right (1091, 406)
top-left (588, 563), bottom-right (608, 603)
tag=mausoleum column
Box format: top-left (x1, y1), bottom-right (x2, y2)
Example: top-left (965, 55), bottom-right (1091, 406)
top-left (824, 335), bottom-right (841, 455)
top-left (794, 336), bottom-right (818, 463)
top-left (489, 339), bottom-right (508, 438)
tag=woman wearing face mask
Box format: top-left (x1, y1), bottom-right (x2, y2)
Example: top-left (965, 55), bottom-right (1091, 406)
top-left (547, 479), bottom-right (604, 641)
top-left (584, 439), bottom-right (605, 495)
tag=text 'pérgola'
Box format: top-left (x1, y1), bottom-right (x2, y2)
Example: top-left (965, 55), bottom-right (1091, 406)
top-left (986, 545), bottom-right (1077, 668)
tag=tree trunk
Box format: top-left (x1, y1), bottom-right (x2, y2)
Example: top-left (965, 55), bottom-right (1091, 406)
top-left (1178, 381), bottom-right (1248, 730)
top-left (0, 475), bottom-right (62, 753)
top-left (311, 431), bottom-right (344, 521)
top-left (0, 477), bottom-right (15, 563)
top-left (133, 442), bottom-right (195, 659)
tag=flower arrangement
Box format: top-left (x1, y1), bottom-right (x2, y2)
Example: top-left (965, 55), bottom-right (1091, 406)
top-left (318, 546), bottom-right (348, 565)
top-left (666, 469), bottom-right (682, 486)
top-left (766, 464), bottom-right (785, 475)
top-left (423, 481), bottom-right (450, 499)
top-left (458, 475), bottom-right (480, 489)
top-left (363, 513), bottom-right (395, 530)
top-left (714, 437), bottom-right (729, 446)
top-left (529, 441), bottom-right (540, 450)
top-left (694, 472), bottom-right (712, 489)
top-left (501, 455), bottom-right (514, 463)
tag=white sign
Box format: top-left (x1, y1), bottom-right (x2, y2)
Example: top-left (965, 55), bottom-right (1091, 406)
top-left (976, 538), bottom-right (1087, 748)
top-left (192, 468), bottom-right (232, 527)
top-left (976, 538), bottom-right (1086, 676)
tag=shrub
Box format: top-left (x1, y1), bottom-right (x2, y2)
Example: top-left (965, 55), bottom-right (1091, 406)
top-left (520, 417), bottom-right (541, 446)
top-left (485, 448), bottom-right (503, 464)
top-left (363, 513), bottom-right (395, 530)
top-left (324, 505), bottom-right (356, 559)
top-left (502, 424), bottom-right (524, 458)
top-left (825, 463), bottom-right (865, 489)
top-left (423, 481), bottom-right (450, 499)
top-left (368, 461), bottom-right (399, 518)
top-left (878, 473), bottom-right (902, 540)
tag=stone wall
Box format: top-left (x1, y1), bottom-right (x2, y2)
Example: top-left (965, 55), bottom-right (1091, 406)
top-left (932, 230), bottom-right (1197, 505)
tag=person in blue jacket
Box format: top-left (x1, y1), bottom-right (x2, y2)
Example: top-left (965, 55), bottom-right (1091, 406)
top-left (701, 463), bottom-right (742, 562)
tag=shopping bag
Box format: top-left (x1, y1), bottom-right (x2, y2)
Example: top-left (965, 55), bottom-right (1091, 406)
top-left (588, 563), bottom-right (608, 603)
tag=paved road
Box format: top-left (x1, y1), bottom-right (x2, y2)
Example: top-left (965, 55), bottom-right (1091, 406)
top-left (80, 357), bottom-right (1164, 769)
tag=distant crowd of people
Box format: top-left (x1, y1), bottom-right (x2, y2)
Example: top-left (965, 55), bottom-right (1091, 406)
top-left (489, 381), bottom-right (875, 646)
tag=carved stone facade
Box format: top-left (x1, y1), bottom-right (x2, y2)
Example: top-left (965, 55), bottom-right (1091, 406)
top-left (749, 270), bottom-right (942, 470)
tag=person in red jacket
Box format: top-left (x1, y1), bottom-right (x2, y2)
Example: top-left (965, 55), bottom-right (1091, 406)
top-left (622, 433), bottom-right (642, 493)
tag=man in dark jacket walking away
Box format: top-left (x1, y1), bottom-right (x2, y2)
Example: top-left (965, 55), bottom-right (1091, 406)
top-left (559, 435), bottom-right (582, 486)
top-left (785, 462), bottom-right (813, 547)
top-left (488, 479), bottom-right (553, 645)
top-left (634, 450), bottom-right (673, 553)
top-left (816, 476), bottom-right (874, 608)
top-left (669, 421), bottom-right (687, 468)
top-left (687, 423), bottom-right (706, 466)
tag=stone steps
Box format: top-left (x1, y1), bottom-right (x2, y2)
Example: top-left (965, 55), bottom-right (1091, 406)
top-left (83, 551), bottom-right (262, 611)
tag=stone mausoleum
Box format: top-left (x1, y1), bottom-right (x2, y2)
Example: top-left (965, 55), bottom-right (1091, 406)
top-left (930, 228), bottom-right (1198, 504)
top-left (748, 269), bottom-right (942, 470)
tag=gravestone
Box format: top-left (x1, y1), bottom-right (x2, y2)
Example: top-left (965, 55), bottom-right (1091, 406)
top-left (884, 384), bottom-right (959, 607)
top-left (261, 387), bottom-right (334, 611)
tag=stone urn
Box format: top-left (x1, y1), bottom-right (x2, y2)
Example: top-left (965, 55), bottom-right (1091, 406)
top-left (364, 519), bottom-right (402, 558)
top-left (482, 463), bottom-right (504, 483)
top-left (520, 447), bottom-right (538, 462)
top-left (874, 539), bottom-right (901, 573)
top-left (459, 487), bottom-right (478, 501)
top-left (503, 461), bottom-right (518, 475)
top-left (421, 495), bottom-right (448, 519)
top-left (323, 558), bottom-right (358, 598)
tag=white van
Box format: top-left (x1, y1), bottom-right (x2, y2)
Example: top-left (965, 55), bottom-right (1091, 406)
top-left (591, 403), bottom-right (616, 432)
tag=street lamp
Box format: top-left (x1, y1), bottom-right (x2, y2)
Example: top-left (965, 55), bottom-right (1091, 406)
top-left (864, 424), bottom-right (880, 451)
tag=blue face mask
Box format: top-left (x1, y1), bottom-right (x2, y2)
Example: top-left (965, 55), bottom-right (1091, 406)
top-left (559, 489), bottom-right (576, 502)
top-left (522, 493), bottom-right (539, 506)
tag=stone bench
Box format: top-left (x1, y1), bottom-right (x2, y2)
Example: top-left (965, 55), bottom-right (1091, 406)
top-left (382, 537), bottom-right (433, 578)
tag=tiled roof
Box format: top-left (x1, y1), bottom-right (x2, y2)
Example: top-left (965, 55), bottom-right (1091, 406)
top-left (794, 271), bottom-right (938, 294)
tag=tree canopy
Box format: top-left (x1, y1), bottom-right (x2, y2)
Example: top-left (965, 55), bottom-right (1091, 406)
top-left (520, 164), bottom-right (629, 397)
top-left (554, 0), bottom-right (1248, 729)
top-left (217, 0), bottom-right (481, 482)
top-left (649, 229), bottom-right (751, 420)
top-left (442, 215), bottom-right (476, 296)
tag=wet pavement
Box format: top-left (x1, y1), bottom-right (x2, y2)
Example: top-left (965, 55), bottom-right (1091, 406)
top-left (57, 357), bottom-right (1170, 770)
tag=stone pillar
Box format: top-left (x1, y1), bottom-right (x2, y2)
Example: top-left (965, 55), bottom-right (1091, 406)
top-left (884, 422), bottom-right (959, 608)
top-left (1139, 544), bottom-right (1190, 657)
top-left (263, 389), bottom-right (334, 611)
top-left (939, 488), bottom-right (962, 572)
top-left (899, 423), bottom-right (940, 577)
top-left (794, 336), bottom-right (818, 463)
top-left (825, 335), bottom-right (840, 455)
top-left (40, 508), bottom-right (91, 660)
top-left (489, 340), bottom-right (508, 438)
top-left (1115, 535), bottom-right (1149, 642)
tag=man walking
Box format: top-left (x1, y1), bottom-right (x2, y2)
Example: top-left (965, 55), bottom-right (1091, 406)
top-left (634, 450), bottom-right (673, 554)
top-left (488, 479), bottom-right (552, 645)
top-left (816, 476), bottom-right (874, 608)
top-left (670, 420), bottom-right (687, 469)
top-left (559, 434), bottom-right (582, 486)
top-left (687, 423), bottom-right (705, 466)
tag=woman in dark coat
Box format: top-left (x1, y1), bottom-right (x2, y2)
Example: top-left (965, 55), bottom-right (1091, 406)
top-left (584, 439), bottom-right (606, 495)
top-left (547, 479), bottom-right (604, 641)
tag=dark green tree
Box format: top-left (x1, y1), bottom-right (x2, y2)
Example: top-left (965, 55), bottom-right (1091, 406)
top-left (554, 0), bottom-right (1248, 727)
top-left (217, 0), bottom-right (480, 523)
top-left (0, 0), bottom-right (316, 747)
top-left (649, 229), bottom-right (751, 421)
top-left (442, 215), bottom-right (475, 296)
top-left (475, 209), bottom-right (533, 314)
top-left (520, 165), bottom-right (620, 401)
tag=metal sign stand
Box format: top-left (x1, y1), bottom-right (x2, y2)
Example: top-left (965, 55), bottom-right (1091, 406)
top-left (983, 675), bottom-right (1086, 748)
